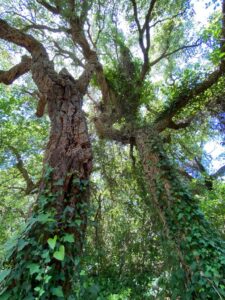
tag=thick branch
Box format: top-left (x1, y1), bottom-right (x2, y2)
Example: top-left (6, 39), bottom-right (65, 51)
top-left (94, 117), bottom-right (132, 144)
top-left (143, 0), bottom-right (157, 57)
top-left (130, 0), bottom-right (145, 60)
top-left (0, 55), bottom-right (31, 85)
top-left (167, 117), bottom-right (194, 130)
top-left (143, 0), bottom-right (158, 33)
top-left (70, 18), bottom-right (97, 59)
top-left (36, 0), bottom-right (60, 14)
top-left (69, 17), bottom-right (111, 99)
top-left (76, 61), bottom-right (97, 94)
top-left (69, 13), bottom-right (120, 127)
top-left (154, 68), bottom-right (225, 132)
top-left (68, 0), bottom-right (75, 13)
top-left (130, 0), bottom-right (142, 38)
top-left (54, 41), bottom-right (85, 67)
top-left (69, 17), bottom-right (100, 94)
top-left (154, 3), bottom-right (225, 132)
top-left (36, 93), bottom-right (47, 117)
top-left (131, 0), bottom-right (158, 80)
top-left (0, 19), bottom-right (46, 57)
top-left (0, 19), bottom-right (59, 94)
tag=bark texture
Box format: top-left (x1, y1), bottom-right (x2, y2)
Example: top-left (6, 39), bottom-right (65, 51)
top-left (135, 129), bottom-right (225, 299)
top-left (0, 55), bottom-right (31, 85)
top-left (41, 73), bottom-right (92, 250)
top-left (1, 77), bottom-right (93, 299)
top-left (0, 19), bottom-right (96, 299)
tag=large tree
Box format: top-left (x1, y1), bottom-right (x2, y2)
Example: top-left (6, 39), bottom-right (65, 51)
top-left (0, 0), bottom-right (225, 299)
top-left (0, 2), bottom-right (98, 298)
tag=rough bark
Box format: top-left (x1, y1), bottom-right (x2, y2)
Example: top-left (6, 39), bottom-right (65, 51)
top-left (0, 19), bottom-right (95, 299)
top-left (41, 75), bottom-right (93, 249)
top-left (1, 79), bottom-right (93, 300)
top-left (0, 55), bottom-right (31, 85)
top-left (1, 80), bottom-right (93, 300)
top-left (135, 128), bottom-right (225, 299)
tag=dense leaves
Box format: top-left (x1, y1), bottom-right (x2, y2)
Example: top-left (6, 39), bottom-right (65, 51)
top-left (0, 0), bottom-right (225, 299)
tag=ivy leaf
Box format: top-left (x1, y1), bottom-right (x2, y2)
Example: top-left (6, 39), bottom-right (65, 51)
top-left (41, 250), bottom-right (50, 263)
top-left (178, 213), bottom-right (184, 220)
top-left (55, 178), bottom-right (64, 186)
top-left (75, 219), bottom-right (82, 226)
top-left (53, 245), bottom-right (65, 261)
top-left (81, 179), bottom-right (89, 186)
top-left (37, 213), bottom-right (54, 224)
top-left (0, 291), bottom-right (11, 300)
top-left (35, 273), bottom-right (43, 281)
top-left (17, 239), bottom-right (29, 251)
top-left (219, 52), bottom-right (225, 58)
top-left (51, 286), bottom-right (64, 297)
top-left (44, 275), bottom-right (52, 284)
top-left (47, 235), bottom-right (57, 250)
top-left (89, 284), bottom-right (100, 297)
top-left (73, 178), bottom-right (80, 186)
top-left (27, 263), bottom-right (40, 275)
top-left (34, 286), bottom-right (45, 296)
top-left (0, 269), bottom-right (11, 283)
top-left (44, 165), bottom-right (54, 178)
top-left (63, 234), bottom-right (74, 243)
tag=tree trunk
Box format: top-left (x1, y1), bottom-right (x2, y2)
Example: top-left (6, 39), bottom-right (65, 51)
top-left (1, 82), bottom-right (92, 299)
top-left (135, 129), bottom-right (225, 299)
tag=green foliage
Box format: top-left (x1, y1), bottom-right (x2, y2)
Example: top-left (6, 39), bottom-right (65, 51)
top-left (0, 140), bottom-right (91, 299)
top-left (0, 0), bottom-right (225, 299)
top-left (103, 58), bottom-right (143, 120)
top-left (202, 12), bottom-right (222, 65)
top-left (141, 133), bottom-right (225, 299)
top-left (199, 182), bottom-right (225, 236)
top-left (53, 245), bottom-right (65, 261)
top-left (47, 235), bottom-right (57, 250)
top-left (0, 84), bottom-right (49, 256)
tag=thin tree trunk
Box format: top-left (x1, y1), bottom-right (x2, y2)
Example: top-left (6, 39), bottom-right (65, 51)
top-left (135, 128), bottom-right (225, 299)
